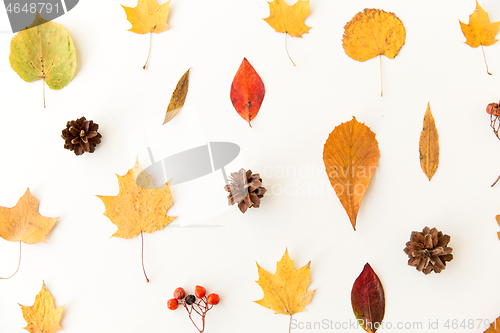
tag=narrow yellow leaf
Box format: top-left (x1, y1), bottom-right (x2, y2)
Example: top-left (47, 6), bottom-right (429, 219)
top-left (163, 69), bottom-right (190, 125)
top-left (419, 103), bottom-right (439, 181)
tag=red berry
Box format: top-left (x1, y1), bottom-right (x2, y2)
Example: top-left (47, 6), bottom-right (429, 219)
top-left (195, 285), bottom-right (206, 299)
top-left (174, 287), bottom-right (185, 300)
top-left (167, 298), bottom-right (178, 310)
top-left (207, 293), bottom-right (220, 305)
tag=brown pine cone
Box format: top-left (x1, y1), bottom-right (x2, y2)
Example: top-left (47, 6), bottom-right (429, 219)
top-left (403, 226), bottom-right (453, 275)
top-left (224, 168), bottom-right (267, 214)
top-left (62, 117), bottom-right (102, 155)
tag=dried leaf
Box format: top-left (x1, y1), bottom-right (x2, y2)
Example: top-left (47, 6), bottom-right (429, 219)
top-left (496, 215), bottom-right (500, 240)
top-left (122, 0), bottom-right (171, 69)
top-left (323, 117), bottom-right (380, 230)
top-left (263, 0), bottom-right (311, 38)
top-left (263, 0), bottom-right (310, 65)
top-left (20, 282), bottom-right (64, 333)
top-left (163, 69), bottom-right (190, 125)
top-left (255, 249), bottom-right (315, 317)
top-left (342, 9), bottom-right (405, 95)
top-left (419, 103), bottom-right (439, 181)
top-left (459, 1), bottom-right (499, 74)
top-left (485, 316), bottom-right (500, 332)
top-left (122, 0), bottom-right (171, 34)
top-left (97, 160), bottom-right (176, 239)
top-left (230, 58), bottom-right (265, 127)
top-left (0, 189), bottom-right (58, 244)
top-left (351, 263), bottom-right (385, 333)
top-left (9, 13), bottom-right (77, 107)
top-left (97, 159), bottom-right (175, 282)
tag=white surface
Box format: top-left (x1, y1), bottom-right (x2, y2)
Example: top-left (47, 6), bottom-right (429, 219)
top-left (1, 0), bottom-right (500, 332)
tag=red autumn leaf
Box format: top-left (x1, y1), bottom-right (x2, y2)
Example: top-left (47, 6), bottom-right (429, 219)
top-left (230, 58), bottom-right (265, 127)
top-left (351, 263), bottom-right (385, 333)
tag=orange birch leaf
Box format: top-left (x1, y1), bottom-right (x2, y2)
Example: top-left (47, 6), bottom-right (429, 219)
top-left (323, 117), bottom-right (380, 230)
top-left (230, 58), bottom-right (265, 127)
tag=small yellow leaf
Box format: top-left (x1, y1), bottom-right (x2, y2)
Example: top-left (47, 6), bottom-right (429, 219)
top-left (97, 160), bottom-right (176, 239)
top-left (263, 0), bottom-right (311, 38)
top-left (20, 282), bottom-right (64, 333)
top-left (460, 1), bottom-right (500, 48)
top-left (0, 189), bottom-right (58, 244)
top-left (255, 249), bottom-right (315, 316)
top-left (163, 69), bottom-right (190, 125)
top-left (342, 9), bottom-right (406, 62)
top-left (419, 103), bottom-right (439, 181)
top-left (122, 0), bottom-right (171, 34)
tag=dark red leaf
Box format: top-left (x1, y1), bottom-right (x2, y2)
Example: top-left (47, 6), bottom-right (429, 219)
top-left (230, 58), bottom-right (265, 127)
top-left (351, 263), bottom-right (385, 333)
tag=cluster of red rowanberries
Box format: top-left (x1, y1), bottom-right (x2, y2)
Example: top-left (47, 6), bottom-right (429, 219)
top-left (487, 102), bottom-right (500, 117)
top-left (167, 285), bottom-right (220, 310)
top-left (167, 286), bottom-right (220, 332)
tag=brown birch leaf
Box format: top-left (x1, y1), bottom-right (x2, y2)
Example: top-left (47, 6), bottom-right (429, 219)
top-left (323, 117), bottom-right (379, 230)
top-left (419, 102), bottom-right (439, 181)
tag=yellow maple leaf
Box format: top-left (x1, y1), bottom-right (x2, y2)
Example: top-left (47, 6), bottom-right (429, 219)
top-left (263, 0), bottom-right (311, 66)
top-left (342, 9), bottom-right (406, 96)
top-left (459, 1), bottom-right (499, 74)
top-left (122, 0), bottom-right (171, 69)
top-left (20, 282), bottom-right (64, 333)
top-left (0, 189), bottom-right (58, 244)
top-left (97, 159), bottom-right (175, 282)
top-left (255, 249), bottom-right (315, 321)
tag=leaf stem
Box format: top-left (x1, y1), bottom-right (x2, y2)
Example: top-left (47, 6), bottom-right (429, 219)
top-left (289, 315), bottom-right (293, 333)
top-left (492, 173), bottom-right (500, 187)
top-left (143, 32), bottom-right (152, 70)
top-left (140, 231), bottom-right (149, 283)
top-left (481, 44), bottom-right (492, 75)
top-left (379, 55), bottom-right (383, 97)
top-left (43, 79), bottom-right (46, 108)
top-left (285, 33), bottom-right (296, 67)
top-left (0, 241), bottom-right (22, 280)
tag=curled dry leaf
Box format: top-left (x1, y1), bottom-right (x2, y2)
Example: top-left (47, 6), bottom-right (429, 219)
top-left (97, 159), bottom-right (176, 282)
top-left (255, 249), bottom-right (315, 330)
top-left (230, 58), bottom-right (265, 127)
top-left (419, 103), bottom-right (439, 181)
top-left (263, 0), bottom-right (311, 65)
top-left (122, 0), bottom-right (171, 69)
top-left (342, 9), bottom-right (405, 96)
top-left (20, 282), bottom-right (64, 333)
top-left (163, 69), bottom-right (190, 124)
top-left (323, 117), bottom-right (380, 230)
top-left (351, 263), bottom-right (385, 333)
top-left (9, 13), bottom-right (77, 108)
top-left (460, 1), bottom-right (500, 75)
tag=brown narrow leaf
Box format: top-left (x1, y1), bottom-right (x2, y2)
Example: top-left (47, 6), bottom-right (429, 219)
top-left (163, 69), bottom-right (190, 124)
top-left (323, 117), bottom-right (380, 230)
top-left (419, 102), bottom-right (439, 180)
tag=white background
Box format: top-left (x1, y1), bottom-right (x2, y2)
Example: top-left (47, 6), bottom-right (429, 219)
top-left (1, 0), bottom-right (500, 332)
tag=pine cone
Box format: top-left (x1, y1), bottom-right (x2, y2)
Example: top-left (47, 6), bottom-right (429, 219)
top-left (62, 117), bottom-right (102, 155)
top-left (224, 168), bottom-right (267, 213)
top-left (403, 226), bottom-right (453, 275)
